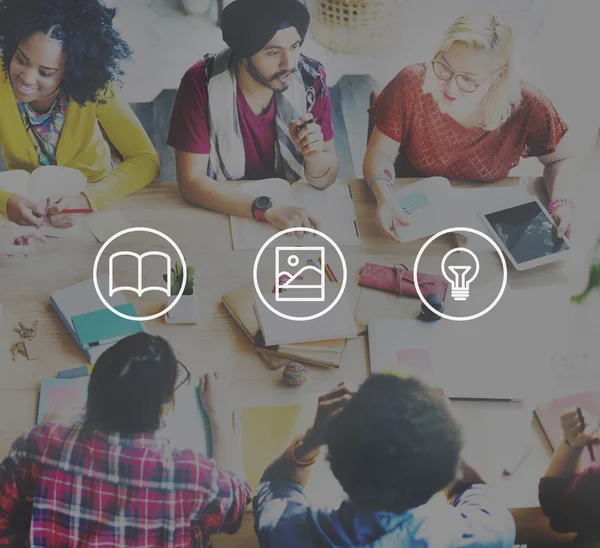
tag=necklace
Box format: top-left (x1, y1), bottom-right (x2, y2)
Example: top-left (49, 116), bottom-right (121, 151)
top-left (240, 82), bottom-right (273, 116)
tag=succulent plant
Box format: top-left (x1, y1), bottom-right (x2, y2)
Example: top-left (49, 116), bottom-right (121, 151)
top-left (163, 260), bottom-right (195, 296)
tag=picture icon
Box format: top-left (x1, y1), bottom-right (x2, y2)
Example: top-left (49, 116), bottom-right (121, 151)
top-left (275, 246), bottom-right (326, 302)
top-left (109, 251), bottom-right (172, 297)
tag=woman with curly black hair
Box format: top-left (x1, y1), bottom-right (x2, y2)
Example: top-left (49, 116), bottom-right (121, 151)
top-left (0, 0), bottom-right (159, 228)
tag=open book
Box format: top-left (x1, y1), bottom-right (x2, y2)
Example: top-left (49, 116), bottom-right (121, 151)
top-left (230, 179), bottom-right (361, 250)
top-left (0, 166), bottom-right (89, 239)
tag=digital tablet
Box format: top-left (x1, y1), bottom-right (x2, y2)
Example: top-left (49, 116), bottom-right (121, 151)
top-left (479, 198), bottom-right (571, 271)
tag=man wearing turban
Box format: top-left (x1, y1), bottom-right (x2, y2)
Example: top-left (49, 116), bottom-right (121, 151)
top-left (168, 0), bottom-right (338, 230)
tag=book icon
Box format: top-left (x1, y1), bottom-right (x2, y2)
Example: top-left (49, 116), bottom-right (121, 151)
top-left (275, 246), bottom-right (325, 302)
top-left (108, 251), bottom-right (171, 297)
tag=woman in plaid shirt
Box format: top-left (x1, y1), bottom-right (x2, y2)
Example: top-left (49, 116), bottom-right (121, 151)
top-left (0, 333), bottom-right (251, 547)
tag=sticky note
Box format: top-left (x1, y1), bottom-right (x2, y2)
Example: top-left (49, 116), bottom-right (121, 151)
top-left (397, 349), bottom-right (433, 372)
top-left (396, 349), bottom-right (437, 385)
top-left (46, 385), bottom-right (85, 410)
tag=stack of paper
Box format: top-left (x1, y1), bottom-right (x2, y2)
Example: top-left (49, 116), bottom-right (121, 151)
top-left (222, 283), bottom-right (358, 369)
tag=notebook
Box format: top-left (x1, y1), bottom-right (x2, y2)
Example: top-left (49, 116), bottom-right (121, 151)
top-left (37, 377), bottom-right (89, 424)
top-left (84, 210), bottom-right (130, 243)
top-left (222, 283), bottom-right (348, 368)
top-left (0, 166), bottom-right (92, 239)
top-left (72, 303), bottom-right (144, 349)
top-left (257, 342), bottom-right (346, 368)
top-left (389, 178), bottom-right (531, 249)
top-left (37, 377), bottom-right (212, 455)
top-left (391, 177), bottom-right (455, 243)
top-left (50, 274), bottom-right (145, 364)
top-left (367, 316), bottom-right (525, 401)
top-left (254, 287), bottom-right (358, 346)
top-left (534, 390), bottom-right (600, 468)
top-left (230, 179), bottom-right (361, 250)
top-left (241, 402), bottom-right (345, 508)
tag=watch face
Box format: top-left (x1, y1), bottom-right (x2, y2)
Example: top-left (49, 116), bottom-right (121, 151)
top-left (255, 196), bottom-right (272, 210)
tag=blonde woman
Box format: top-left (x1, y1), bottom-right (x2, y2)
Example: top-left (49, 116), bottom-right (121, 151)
top-left (364, 14), bottom-right (575, 242)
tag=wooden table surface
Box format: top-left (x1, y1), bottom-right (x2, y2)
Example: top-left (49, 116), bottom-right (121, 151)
top-left (0, 177), bottom-right (582, 545)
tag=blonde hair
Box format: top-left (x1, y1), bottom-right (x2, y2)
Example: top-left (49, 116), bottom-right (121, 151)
top-left (423, 13), bottom-right (521, 131)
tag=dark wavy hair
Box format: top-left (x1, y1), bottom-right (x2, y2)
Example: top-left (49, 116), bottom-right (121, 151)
top-left (324, 374), bottom-right (463, 514)
top-left (86, 333), bottom-right (178, 434)
top-left (0, 0), bottom-right (132, 105)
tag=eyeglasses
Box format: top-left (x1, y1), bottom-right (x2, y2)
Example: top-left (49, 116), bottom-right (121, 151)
top-left (174, 361), bottom-right (191, 392)
top-left (431, 52), bottom-right (482, 94)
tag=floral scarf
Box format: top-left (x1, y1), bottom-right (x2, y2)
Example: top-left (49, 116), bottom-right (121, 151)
top-left (17, 93), bottom-right (68, 166)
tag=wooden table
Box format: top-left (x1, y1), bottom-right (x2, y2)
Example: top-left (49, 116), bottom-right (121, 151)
top-left (0, 177), bottom-right (581, 545)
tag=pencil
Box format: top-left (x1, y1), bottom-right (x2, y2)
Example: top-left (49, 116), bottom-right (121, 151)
top-left (577, 406), bottom-right (595, 461)
top-left (56, 209), bottom-right (93, 214)
top-left (318, 257), bottom-right (338, 283)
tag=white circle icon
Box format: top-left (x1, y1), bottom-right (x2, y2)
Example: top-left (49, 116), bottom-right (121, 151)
top-left (253, 227), bottom-right (347, 322)
top-left (413, 227), bottom-right (507, 322)
top-left (92, 227), bottom-right (187, 322)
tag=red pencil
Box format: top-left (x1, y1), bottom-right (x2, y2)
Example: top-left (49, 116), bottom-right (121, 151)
top-left (56, 208), bottom-right (93, 214)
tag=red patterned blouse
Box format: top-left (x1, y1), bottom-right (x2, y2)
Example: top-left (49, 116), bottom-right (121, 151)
top-left (370, 63), bottom-right (568, 182)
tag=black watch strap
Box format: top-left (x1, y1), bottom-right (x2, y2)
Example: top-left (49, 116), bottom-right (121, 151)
top-left (252, 196), bottom-right (273, 222)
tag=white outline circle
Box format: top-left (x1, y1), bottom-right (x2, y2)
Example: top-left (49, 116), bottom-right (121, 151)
top-left (414, 227), bottom-right (507, 322)
top-left (288, 255), bottom-right (300, 267)
top-left (92, 227), bottom-right (187, 322)
top-left (253, 227), bottom-right (347, 322)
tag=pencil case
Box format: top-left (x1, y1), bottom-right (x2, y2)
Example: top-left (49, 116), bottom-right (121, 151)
top-left (358, 262), bottom-right (449, 301)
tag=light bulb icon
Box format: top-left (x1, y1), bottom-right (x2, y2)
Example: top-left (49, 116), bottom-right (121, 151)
top-left (441, 248), bottom-right (480, 301)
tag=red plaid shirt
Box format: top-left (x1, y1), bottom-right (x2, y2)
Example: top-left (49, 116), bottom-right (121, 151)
top-left (0, 421), bottom-right (251, 547)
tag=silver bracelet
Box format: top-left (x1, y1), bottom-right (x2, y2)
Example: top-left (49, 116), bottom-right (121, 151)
top-left (305, 163), bottom-right (332, 181)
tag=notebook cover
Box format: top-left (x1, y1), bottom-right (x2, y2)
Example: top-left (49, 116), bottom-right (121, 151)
top-left (72, 303), bottom-right (143, 348)
top-left (50, 275), bottom-right (134, 364)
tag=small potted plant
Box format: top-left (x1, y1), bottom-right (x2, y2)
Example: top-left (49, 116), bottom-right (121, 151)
top-left (164, 260), bottom-right (197, 324)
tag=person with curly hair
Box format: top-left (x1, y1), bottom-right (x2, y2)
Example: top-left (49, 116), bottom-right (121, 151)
top-left (254, 375), bottom-right (516, 547)
top-left (0, 0), bottom-right (159, 229)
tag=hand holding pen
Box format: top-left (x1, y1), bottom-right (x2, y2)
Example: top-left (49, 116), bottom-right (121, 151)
top-left (289, 113), bottom-right (324, 158)
top-left (561, 407), bottom-right (598, 461)
top-left (44, 194), bottom-right (92, 228)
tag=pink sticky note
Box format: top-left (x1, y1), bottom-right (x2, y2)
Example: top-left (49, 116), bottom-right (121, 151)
top-left (397, 349), bottom-right (434, 379)
top-left (47, 385), bottom-right (85, 409)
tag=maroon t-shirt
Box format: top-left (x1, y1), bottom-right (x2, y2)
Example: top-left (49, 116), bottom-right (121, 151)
top-left (167, 58), bottom-right (334, 180)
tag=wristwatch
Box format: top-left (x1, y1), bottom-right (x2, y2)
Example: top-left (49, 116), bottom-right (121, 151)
top-left (252, 196), bottom-right (273, 222)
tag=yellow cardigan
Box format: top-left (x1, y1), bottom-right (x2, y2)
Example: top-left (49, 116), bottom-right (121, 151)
top-left (0, 73), bottom-right (160, 215)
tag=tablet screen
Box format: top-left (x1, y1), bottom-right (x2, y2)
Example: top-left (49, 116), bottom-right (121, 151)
top-left (484, 201), bottom-right (570, 264)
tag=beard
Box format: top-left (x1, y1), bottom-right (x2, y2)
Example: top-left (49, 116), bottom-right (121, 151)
top-left (245, 57), bottom-right (297, 92)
